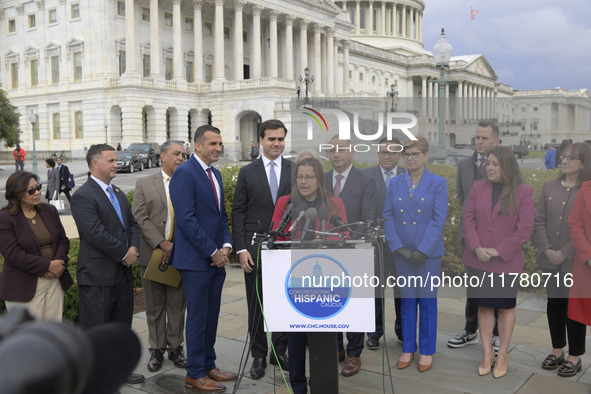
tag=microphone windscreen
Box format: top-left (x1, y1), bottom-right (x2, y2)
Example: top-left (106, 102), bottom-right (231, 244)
top-left (329, 215), bottom-right (342, 227)
top-left (82, 322), bottom-right (141, 394)
top-left (317, 207), bottom-right (330, 221)
top-left (304, 207), bottom-right (318, 220)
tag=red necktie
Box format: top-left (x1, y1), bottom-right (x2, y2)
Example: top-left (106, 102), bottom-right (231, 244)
top-left (206, 168), bottom-right (219, 210)
top-left (334, 174), bottom-right (344, 197)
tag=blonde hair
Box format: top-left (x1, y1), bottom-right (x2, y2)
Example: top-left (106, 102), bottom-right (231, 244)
top-left (403, 136), bottom-right (429, 153)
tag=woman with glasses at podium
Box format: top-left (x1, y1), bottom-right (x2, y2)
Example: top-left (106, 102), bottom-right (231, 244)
top-left (383, 137), bottom-right (448, 373)
top-left (271, 156), bottom-right (347, 394)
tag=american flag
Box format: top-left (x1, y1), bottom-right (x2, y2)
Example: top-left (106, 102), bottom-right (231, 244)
top-left (471, 9), bottom-right (480, 20)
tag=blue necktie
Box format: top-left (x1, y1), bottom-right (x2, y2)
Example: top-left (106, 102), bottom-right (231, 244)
top-left (106, 186), bottom-right (125, 227)
top-left (385, 170), bottom-right (393, 191)
top-left (269, 162), bottom-right (278, 204)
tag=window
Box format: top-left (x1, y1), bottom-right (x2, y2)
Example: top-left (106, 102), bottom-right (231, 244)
top-left (75, 111), bottom-right (83, 139)
top-left (359, 72), bottom-right (364, 82)
top-left (30, 60), bottom-right (38, 86)
top-left (73, 52), bottom-right (82, 81)
top-left (11, 63), bottom-right (18, 89)
top-left (141, 7), bottom-right (150, 22)
top-left (205, 64), bottom-right (212, 83)
top-left (165, 58), bottom-right (173, 80)
top-left (143, 55), bottom-right (150, 77)
top-left (349, 9), bottom-right (354, 24)
top-left (185, 17), bottom-right (193, 31)
top-left (204, 22), bottom-right (212, 35)
top-left (533, 106), bottom-right (538, 112)
top-left (71, 4), bottom-right (80, 19)
top-left (119, 51), bottom-right (126, 75)
top-left (53, 113), bottom-right (61, 139)
top-left (51, 56), bottom-right (60, 84)
top-left (8, 19), bottom-right (16, 33)
top-left (48, 9), bottom-right (57, 24)
top-left (117, 1), bottom-right (125, 16)
top-left (243, 31), bottom-right (248, 43)
top-left (521, 107), bottom-right (526, 112)
top-left (360, 9), bottom-right (365, 29)
top-left (164, 12), bottom-right (172, 27)
top-left (224, 26), bottom-right (230, 40)
top-left (385, 78), bottom-right (389, 86)
top-left (349, 70), bottom-right (352, 80)
top-left (533, 121), bottom-right (538, 131)
top-left (186, 61), bottom-right (193, 83)
top-left (28, 14), bottom-right (36, 28)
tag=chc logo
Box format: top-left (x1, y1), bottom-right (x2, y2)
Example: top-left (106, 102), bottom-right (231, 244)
top-left (302, 106), bottom-right (418, 142)
top-left (285, 254), bottom-right (351, 320)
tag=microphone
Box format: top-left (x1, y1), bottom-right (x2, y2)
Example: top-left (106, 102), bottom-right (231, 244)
top-left (300, 207), bottom-right (318, 241)
top-left (288, 209), bottom-right (306, 232)
top-left (317, 207), bottom-right (329, 241)
top-left (274, 199), bottom-right (293, 233)
top-left (329, 215), bottom-right (346, 228)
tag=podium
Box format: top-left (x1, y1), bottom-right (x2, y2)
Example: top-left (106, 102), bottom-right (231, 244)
top-left (262, 244), bottom-right (375, 393)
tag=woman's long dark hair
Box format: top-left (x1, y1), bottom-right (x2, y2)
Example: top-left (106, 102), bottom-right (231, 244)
top-left (293, 157), bottom-right (336, 215)
top-left (557, 143), bottom-right (591, 187)
top-left (3, 171), bottom-right (41, 215)
top-left (487, 146), bottom-right (523, 215)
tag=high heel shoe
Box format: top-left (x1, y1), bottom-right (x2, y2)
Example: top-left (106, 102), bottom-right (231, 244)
top-left (398, 353), bottom-right (414, 369)
top-left (493, 357), bottom-right (507, 379)
top-left (478, 350), bottom-right (495, 376)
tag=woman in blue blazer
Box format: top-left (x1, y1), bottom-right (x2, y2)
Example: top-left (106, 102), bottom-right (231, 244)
top-left (383, 137), bottom-right (448, 372)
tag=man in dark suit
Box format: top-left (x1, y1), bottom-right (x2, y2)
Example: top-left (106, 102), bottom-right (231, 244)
top-left (325, 136), bottom-right (377, 377)
top-left (363, 137), bottom-right (405, 350)
top-left (132, 140), bottom-right (187, 372)
top-left (71, 143), bottom-right (144, 385)
top-left (232, 119), bottom-right (291, 379)
top-left (169, 125), bottom-right (237, 392)
top-left (56, 157), bottom-right (72, 203)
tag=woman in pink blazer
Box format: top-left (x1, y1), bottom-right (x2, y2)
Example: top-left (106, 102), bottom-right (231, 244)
top-left (462, 146), bottom-right (534, 379)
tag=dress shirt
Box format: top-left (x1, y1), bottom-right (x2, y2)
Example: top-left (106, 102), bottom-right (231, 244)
top-left (261, 154), bottom-right (282, 186)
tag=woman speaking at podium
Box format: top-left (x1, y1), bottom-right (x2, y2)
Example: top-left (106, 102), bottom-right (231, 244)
top-left (271, 156), bottom-right (347, 394)
top-left (383, 137), bottom-right (448, 373)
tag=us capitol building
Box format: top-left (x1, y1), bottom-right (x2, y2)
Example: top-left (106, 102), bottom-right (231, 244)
top-left (1, 0), bottom-right (590, 160)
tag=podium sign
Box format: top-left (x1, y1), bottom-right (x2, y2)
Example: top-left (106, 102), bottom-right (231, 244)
top-left (262, 248), bottom-right (375, 332)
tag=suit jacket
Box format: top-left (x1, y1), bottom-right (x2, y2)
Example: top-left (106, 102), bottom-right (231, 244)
top-left (71, 178), bottom-right (140, 286)
top-left (456, 151), bottom-right (481, 242)
top-left (383, 168), bottom-right (448, 257)
top-left (362, 165), bottom-right (406, 217)
top-left (325, 166), bottom-right (377, 240)
top-left (462, 182), bottom-right (534, 274)
top-left (132, 172), bottom-right (169, 267)
top-left (169, 155), bottom-right (232, 271)
top-left (0, 204), bottom-right (73, 302)
top-left (232, 156), bottom-right (291, 254)
top-left (58, 164), bottom-right (72, 191)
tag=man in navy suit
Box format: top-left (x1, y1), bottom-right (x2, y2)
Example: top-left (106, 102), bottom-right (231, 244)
top-left (71, 143), bottom-right (144, 385)
top-left (169, 125), bottom-right (237, 392)
top-left (325, 136), bottom-right (377, 377)
top-left (363, 138), bottom-right (405, 350)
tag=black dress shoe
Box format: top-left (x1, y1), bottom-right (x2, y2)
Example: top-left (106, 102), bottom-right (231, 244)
top-left (148, 350), bottom-right (164, 372)
top-left (558, 358), bottom-right (582, 377)
top-left (366, 337), bottom-right (380, 350)
top-left (269, 353), bottom-right (289, 370)
top-left (541, 352), bottom-right (564, 370)
top-left (250, 357), bottom-right (266, 379)
top-left (126, 373), bottom-right (145, 385)
top-left (168, 346), bottom-right (188, 368)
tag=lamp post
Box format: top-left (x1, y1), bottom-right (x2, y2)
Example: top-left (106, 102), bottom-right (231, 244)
top-left (104, 118), bottom-right (108, 144)
top-left (298, 67), bottom-right (315, 105)
top-left (432, 28), bottom-right (453, 164)
top-left (28, 110), bottom-right (38, 175)
top-left (386, 82), bottom-right (399, 112)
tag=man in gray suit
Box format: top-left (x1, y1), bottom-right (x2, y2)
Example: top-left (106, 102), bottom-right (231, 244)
top-left (363, 138), bottom-right (405, 350)
top-left (132, 140), bottom-right (187, 372)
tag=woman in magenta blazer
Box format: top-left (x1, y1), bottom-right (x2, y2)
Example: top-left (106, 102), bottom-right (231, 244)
top-left (462, 146), bottom-right (534, 378)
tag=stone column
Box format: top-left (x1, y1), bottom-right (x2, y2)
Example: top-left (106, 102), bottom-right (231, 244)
top-left (401, 5), bottom-right (406, 37)
top-left (326, 29), bottom-right (334, 94)
top-left (150, 0), bottom-right (161, 77)
top-left (333, 39), bottom-right (339, 94)
top-left (418, 11), bottom-right (422, 41)
top-left (342, 40), bottom-right (350, 93)
top-left (269, 10), bottom-right (278, 78)
top-left (421, 75), bottom-right (427, 117)
top-left (124, 0), bottom-right (136, 74)
top-left (213, 0), bottom-right (225, 80)
top-left (193, 0), bottom-right (204, 82)
top-left (457, 80), bottom-right (463, 120)
top-left (380, 1), bottom-right (386, 35)
top-left (313, 24), bottom-right (322, 94)
top-left (368, 1), bottom-right (373, 35)
top-left (173, 0), bottom-right (183, 80)
top-left (392, 3), bottom-right (397, 36)
top-left (284, 15), bottom-right (294, 80)
top-left (233, 0), bottom-right (244, 80)
top-left (355, 1), bottom-right (360, 34)
top-left (299, 20), bottom-right (308, 77)
top-left (252, 4), bottom-right (262, 79)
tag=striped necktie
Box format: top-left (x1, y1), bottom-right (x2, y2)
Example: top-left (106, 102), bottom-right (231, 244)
top-left (106, 186), bottom-right (125, 227)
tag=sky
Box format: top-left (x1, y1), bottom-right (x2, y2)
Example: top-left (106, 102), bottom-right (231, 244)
top-left (421, 0), bottom-right (591, 92)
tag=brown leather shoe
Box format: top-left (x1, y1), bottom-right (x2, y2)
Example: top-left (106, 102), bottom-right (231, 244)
top-left (185, 375), bottom-right (226, 392)
top-left (207, 368), bottom-right (238, 382)
top-left (341, 356), bottom-right (361, 377)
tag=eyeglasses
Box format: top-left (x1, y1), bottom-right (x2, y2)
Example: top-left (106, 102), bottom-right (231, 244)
top-left (402, 152), bottom-right (421, 160)
top-left (378, 151), bottom-right (400, 157)
top-left (27, 184), bottom-right (42, 195)
top-left (560, 155), bottom-right (580, 162)
top-left (296, 175), bottom-right (317, 182)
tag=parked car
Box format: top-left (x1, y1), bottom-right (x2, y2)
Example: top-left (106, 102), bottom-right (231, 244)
top-left (507, 145), bottom-right (529, 158)
top-left (428, 154), bottom-right (470, 166)
top-left (127, 142), bottom-right (161, 168)
top-left (116, 151), bottom-right (143, 173)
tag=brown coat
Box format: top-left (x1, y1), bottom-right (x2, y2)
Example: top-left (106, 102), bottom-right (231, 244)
top-left (0, 204), bottom-right (73, 302)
